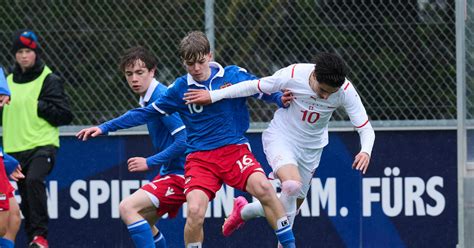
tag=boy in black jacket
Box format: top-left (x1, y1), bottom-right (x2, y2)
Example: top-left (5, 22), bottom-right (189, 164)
top-left (2, 29), bottom-right (73, 248)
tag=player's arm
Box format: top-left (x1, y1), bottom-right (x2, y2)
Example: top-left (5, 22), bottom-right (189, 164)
top-left (128, 116), bottom-right (187, 172)
top-left (77, 84), bottom-right (181, 141)
top-left (0, 67), bottom-right (11, 107)
top-left (3, 153), bottom-right (18, 176)
top-left (237, 68), bottom-right (292, 108)
top-left (343, 82), bottom-right (375, 174)
top-left (255, 90), bottom-right (293, 108)
top-left (76, 104), bottom-right (165, 141)
top-left (184, 70), bottom-right (288, 105)
top-left (3, 153), bottom-right (24, 181)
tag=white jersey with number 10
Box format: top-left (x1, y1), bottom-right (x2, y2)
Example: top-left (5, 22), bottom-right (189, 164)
top-left (260, 63), bottom-right (370, 150)
top-left (210, 63), bottom-right (373, 153)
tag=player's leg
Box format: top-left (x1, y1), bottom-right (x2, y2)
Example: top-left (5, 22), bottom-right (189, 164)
top-left (246, 172), bottom-right (295, 248)
top-left (0, 211), bottom-right (11, 248)
top-left (0, 193), bottom-right (14, 248)
top-left (120, 189), bottom-right (156, 248)
top-left (4, 196), bottom-right (21, 242)
top-left (183, 152), bottom-right (222, 248)
top-left (140, 174), bottom-right (186, 248)
top-left (242, 131), bottom-right (302, 225)
top-left (184, 189), bottom-right (209, 248)
top-left (0, 163), bottom-right (16, 248)
top-left (290, 147), bottom-right (323, 225)
top-left (140, 210), bottom-right (167, 248)
top-left (217, 144), bottom-right (294, 247)
top-left (274, 164), bottom-right (302, 226)
top-left (239, 164), bottom-right (302, 223)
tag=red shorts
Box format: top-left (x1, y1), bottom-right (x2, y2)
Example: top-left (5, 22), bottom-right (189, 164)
top-left (0, 157), bottom-right (15, 211)
top-left (184, 144), bottom-right (265, 200)
top-left (141, 174), bottom-right (186, 219)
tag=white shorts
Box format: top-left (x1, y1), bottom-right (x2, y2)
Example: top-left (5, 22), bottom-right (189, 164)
top-left (262, 128), bottom-right (323, 198)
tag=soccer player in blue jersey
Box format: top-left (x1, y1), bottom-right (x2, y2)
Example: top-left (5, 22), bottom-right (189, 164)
top-left (77, 31), bottom-right (296, 248)
top-left (84, 47), bottom-right (188, 248)
top-left (0, 66), bottom-right (24, 248)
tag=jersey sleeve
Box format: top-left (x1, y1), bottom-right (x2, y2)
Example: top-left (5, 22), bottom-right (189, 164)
top-left (145, 114), bottom-right (187, 168)
top-left (99, 82), bottom-right (182, 134)
top-left (0, 67), bottom-right (10, 96)
top-left (210, 66), bottom-right (292, 102)
top-left (255, 91), bottom-right (286, 108)
top-left (152, 81), bottom-right (183, 114)
top-left (98, 104), bottom-right (166, 134)
top-left (234, 67), bottom-right (286, 107)
top-left (342, 82), bottom-right (369, 127)
top-left (161, 113), bottom-right (186, 137)
top-left (342, 82), bottom-right (375, 156)
top-left (253, 66), bottom-right (292, 94)
top-left (3, 153), bottom-right (19, 176)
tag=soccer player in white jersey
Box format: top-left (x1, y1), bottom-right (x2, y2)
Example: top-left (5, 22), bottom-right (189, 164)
top-left (183, 52), bottom-right (375, 242)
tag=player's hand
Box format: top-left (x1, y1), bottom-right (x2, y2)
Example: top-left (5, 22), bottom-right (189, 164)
top-left (10, 165), bottom-right (25, 181)
top-left (76, 126), bottom-right (102, 141)
top-left (352, 152), bottom-right (370, 174)
top-left (281, 89), bottom-right (293, 107)
top-left (183, 89), bottom-right (212, 105)
top-left (0, 95), bottom-right (10, 108)
top-left (127, 157), bottom-right (149, 172)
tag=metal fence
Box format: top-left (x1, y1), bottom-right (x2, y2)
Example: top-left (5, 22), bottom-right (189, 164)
top-left (0, 0), bottom-right (462, 125)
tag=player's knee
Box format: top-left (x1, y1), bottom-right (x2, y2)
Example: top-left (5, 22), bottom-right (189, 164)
top-left (252, 180), bottom-right (275, 201)
top-left (118, 199), bottom-right (135, 220)
top-left (281, 180), bottom-right (302, 197)
top-left (186, 203), bottom-right (206, 225)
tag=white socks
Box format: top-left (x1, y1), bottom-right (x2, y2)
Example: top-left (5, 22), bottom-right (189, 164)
top-left (241, 200), bottom-right (265, 220)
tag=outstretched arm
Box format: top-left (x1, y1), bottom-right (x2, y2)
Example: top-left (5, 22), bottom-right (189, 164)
top-left (184, 75), bottom-right (285, 105)
top-left (76, 103), bottom-right (166, 141)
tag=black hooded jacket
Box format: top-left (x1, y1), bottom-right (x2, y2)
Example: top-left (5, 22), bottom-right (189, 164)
top-left (2, 59), bottom-right (73, 126)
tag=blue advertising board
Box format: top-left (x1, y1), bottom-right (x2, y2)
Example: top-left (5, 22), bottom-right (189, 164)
top-left (11, 130), bottom-right (457, 247)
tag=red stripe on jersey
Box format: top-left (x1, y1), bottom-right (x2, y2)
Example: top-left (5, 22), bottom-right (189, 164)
top-left (356, 120), bottom-right (369, 128)
top-left (291, 64), bottom-right (297, 78)
top-left (344, 82), bottom-right (350, 90)
top-left (257, 80), bottom-right (264, 93)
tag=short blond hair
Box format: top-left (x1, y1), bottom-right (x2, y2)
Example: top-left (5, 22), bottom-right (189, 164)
top-left (179, 31), bottom-right (210, 63)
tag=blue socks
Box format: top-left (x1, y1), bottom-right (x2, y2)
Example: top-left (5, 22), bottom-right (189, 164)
top-left (153, 231), bottom-right (167, 248)
top-left (275, 217), bottom-right (295, 248)
top-left (0, 237), bottom-right (14, 248)
top-left (127, 220), bottom-right (154, 248)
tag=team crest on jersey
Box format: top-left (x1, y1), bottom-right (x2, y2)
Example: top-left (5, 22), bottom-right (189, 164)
top-left (220, 82), bottom-right (233, 89)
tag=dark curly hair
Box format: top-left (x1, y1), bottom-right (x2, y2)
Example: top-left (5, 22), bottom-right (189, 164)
top-left (119, 46), bottom-right (157, 73)
top-left (313, 52), bottom-right (347, 88)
